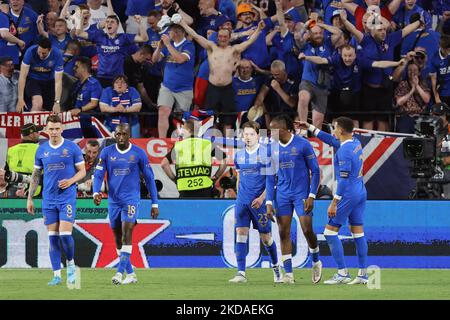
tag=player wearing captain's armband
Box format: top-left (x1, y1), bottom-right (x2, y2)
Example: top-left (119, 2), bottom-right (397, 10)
top-left (229, 121), bottom-right (282, 284)
top-left (297, 117), bottom-right (368, 285)
top-left (93, 123), bottom-right (159, 285)
top-left (267, 115), bottom-right (322, 284)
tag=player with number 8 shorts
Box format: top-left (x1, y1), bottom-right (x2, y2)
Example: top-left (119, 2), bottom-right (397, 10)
top-left (27, 114), bottom-right (86, 286)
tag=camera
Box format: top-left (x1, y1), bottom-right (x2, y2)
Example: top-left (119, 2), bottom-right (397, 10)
top-left (403, 108), bottom-right (449, 198)
top-left (5, 170), bottom-right (32, 184)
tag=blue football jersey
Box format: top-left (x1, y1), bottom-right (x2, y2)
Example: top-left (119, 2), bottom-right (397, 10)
top-left (271, 135), bottom-right (320, 199)
top-left (34, 139), bottom-right (84, 203)
top-left (317, 131), bottom-right (366, 199)
top-left (93, 143), bottom-right (158, 205)
top-left (234, 144), bottom-right (275, 204)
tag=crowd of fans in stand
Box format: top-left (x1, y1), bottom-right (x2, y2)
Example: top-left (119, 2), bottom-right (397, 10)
top-left (0, 0), bottom-right (449, 137)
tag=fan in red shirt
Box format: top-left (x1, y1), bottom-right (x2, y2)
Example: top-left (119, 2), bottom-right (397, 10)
top-left (342, 0), bottom-right (403, 31)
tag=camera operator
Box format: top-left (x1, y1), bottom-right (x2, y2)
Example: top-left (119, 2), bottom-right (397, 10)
top-left (431, 102), bottom-right (450, 199)
top-left (0, 123), bottom-right (41, 198)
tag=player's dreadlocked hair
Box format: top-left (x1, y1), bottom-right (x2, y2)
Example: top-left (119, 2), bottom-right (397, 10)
top-left (271, 115), bottom-right (295, 132)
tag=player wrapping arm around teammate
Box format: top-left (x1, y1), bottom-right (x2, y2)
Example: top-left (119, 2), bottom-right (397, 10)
top-left (297, 117), bottom-right (368, 285)
top-left (27, 114), bottom-right (86, 286)
top-left (268, 115), bottom-right (322, 284)
top-left (229, 121), bottom-right (282, 284)
top-left (93, 123), bottom-right (159, 285)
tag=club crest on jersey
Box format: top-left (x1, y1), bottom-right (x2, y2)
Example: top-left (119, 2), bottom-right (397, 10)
top-left (128, 155), bottom-right (136, 163)
top-left (290, 147), bottom-right (298, 155)
top-left (61, 149), bottom-right (70, 157)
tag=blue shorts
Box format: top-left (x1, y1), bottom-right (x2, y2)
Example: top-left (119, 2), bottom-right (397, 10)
top-left (235, 202), bottom-right (272, 234)
top-left (328, 195), bottom-right (366, 228)
top-left (108, 201), bottom-right (139, 229)
top-left (42, 201), bottom-right (76, 226)
top-left (275, 193), bottom-right (312, 217)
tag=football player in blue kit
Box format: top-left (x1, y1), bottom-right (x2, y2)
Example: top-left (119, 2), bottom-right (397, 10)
top-left (93, 123), bottom-right (159, 285)
top-left (268, 115), bottom-right (322, 284)
top-left (298, 117), bottom-right (368, 285)
top-left (229, 121), bottom-right (282, 283)
top-left (27, 114), bottom-right (86, 286)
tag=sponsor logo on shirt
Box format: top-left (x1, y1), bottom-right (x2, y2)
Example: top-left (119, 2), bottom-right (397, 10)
top-left (280, 160), bottom-right (294, 169)
top-left (47, 162), bottom-right (66, 171)
top-left (100, 45), bottom-right (120, 53)
top-left (113, 168), bottom-right (131, 176)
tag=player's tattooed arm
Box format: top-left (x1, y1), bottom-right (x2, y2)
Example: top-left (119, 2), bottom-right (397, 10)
top-left (27, 168), bottom-right (42, 215)
top-left (28, 168), bottom-right (42, 201)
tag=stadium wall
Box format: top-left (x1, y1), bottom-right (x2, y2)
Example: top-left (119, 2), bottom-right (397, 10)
top-left (0, 199), bottom-right (449, 269)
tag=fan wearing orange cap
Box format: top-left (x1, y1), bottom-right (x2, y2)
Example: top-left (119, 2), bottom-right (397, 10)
top-left (234, 3), bottom-right (271, 69)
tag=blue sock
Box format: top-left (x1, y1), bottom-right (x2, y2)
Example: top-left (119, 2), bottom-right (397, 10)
top-left (309, 246), bottom-right (320, 263)
top-left (282, 255), bottom-right (293, 273)
top-left (48, 234), bottom-right (61, 272)
top-left (118, 245), bottom-right (132, 274)
top-left (263, 239), bottom-right (278, 266)
top-left (117, 248), bottom-right (133, 273)
top-left (60, 234), bottom-right (75, 262)
top-left (117, 253), bottom-right (131, 274)
top-left (353, 233), bottom-right (368, 271)
top-left (235, 234), bottom-right (248, 274)
top-left (325, 234), bottom-right (346, 270)
top-left (126, 259), bottom-right (134, 274)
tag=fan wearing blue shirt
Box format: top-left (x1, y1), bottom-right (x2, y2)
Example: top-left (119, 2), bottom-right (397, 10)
top-left (233, 59), bottom-right (263, 116)
top-left (270, 6), bottom-right (302, 83)
top-left (71, 57), bottom-right (103, 138)
top-left (27, 114), bottom-right (86, 286)
top-left (430, 40), bottom-right (450, 107)
top-left (99, 75), bottom-right (142, 137)
top-left (234, 3), bottom-right (273, 69)
top-left (359, 16), bottom-right (420, 131)
top-left (302, 117), bottom-right (368, 285)
top-left (393, 0), bottom-right (432, 30)
top-left (0, 10), bottom-right (25, 65)
top-left (267, 115), bottom-right (322, 284)
top-left (75, 15), bottom-right (149, 87)
top-left (152, 23), bottom-right (195, 138)
top-left (229, 121), bottom-right (281, 284)
top-left (93, 123), bottom-right (159, 285)
top-left (146, 10), bottom-right (164, 78)
top-left (8, 0), bottom-right (39, 50)
top-left (300, 44), bottom-right (405, 127)
top-left (37, 16), bottom-right (72, 55)
top-left (400, 22), bottom-right (440, 61)
top-left (297, 22), bottom-right (340, 131)
top-left (16, 37), bottom-right (64, 113)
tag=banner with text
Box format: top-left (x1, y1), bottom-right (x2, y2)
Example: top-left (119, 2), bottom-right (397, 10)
top-left (1, 199), bottom-right (449, 269)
